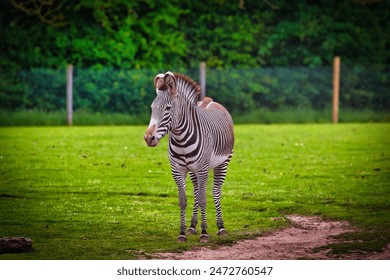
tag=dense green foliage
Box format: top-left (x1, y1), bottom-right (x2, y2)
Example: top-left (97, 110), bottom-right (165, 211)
top-left (0, 124), bottom-right (389, 259)
top-left (2, 0), bottom-right (389, 69)
top-left (0, 0), bottom-right (389, 115)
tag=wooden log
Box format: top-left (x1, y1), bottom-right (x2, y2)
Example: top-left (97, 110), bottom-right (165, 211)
top-left (0, 237), bottom-right (32, 253)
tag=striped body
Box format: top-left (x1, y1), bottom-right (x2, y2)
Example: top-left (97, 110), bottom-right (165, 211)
top-left (169, 97), bottom-right (233, 172)
top-left (144, 72), bottom-right (234, 242)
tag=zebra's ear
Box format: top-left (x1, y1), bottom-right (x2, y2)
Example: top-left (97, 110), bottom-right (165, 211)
top-left (164, 71), bottom-right (177, 95)
top-left (154, 74), bottom-right (166, 91)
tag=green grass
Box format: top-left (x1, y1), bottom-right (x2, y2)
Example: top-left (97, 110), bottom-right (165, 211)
top-left (0, 124), bottom-right (389, 259)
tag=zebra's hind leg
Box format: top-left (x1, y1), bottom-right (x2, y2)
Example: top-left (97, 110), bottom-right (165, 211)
top-left (172, 170), bottom-right (188, 242)
top-left (187, 172), bottom-right (199, 235)
top-left (196, 169), bottom-right (210, 242)
top-left (213, 162), bottom-right (229, 236)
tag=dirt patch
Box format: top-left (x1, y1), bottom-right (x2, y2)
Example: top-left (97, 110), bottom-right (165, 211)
top-left (152, 215), bottom-right (390, 260)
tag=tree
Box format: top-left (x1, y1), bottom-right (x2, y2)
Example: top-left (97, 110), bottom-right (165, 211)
top-left (11, 0), bottom-right (67, 27)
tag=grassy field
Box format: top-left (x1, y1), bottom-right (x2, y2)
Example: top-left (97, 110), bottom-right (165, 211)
top-left (0, 124), bottom-right (389, 259)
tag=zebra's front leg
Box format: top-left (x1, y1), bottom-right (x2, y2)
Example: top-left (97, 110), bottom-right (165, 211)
top-left (172, 170), bottom-right (188, 242)
top-left (187, 171), bottom-right (199, 235)
top-left (196, 169), bottom-right (210, 242)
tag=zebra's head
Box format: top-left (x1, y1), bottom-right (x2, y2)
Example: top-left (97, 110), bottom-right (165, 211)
top-left (144, 72), bottom-right (177, 147)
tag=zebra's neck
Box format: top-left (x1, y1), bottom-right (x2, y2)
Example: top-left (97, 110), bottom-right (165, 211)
top-left (171, 99), bottom-right (198, 142)
top-left (174, 74), bottom-right (200, 105)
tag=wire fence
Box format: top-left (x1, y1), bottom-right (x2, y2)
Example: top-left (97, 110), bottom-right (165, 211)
top-left (1, 65), bottom-right (389, 116)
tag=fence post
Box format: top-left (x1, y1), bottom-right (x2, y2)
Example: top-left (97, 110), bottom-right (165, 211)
top-left (66, 64), bottom-right (73, 126)
top-left (332, 56), bottom-right (340, 124)
top-left (200, 62), bottom-right (206, 101)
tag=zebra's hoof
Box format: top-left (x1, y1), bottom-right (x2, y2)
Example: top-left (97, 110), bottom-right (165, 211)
top-left (177, 235), bottom-right (187, 242)
top-left (217, 228), bottom-right (228, 236)
top-left (199, 234), bottom-right (209, 243)
top-left (187, 227), bottom-right (197, 235)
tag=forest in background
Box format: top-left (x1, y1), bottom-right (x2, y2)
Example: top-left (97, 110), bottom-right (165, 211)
top-left (0, 0), bottom-right (389, 117)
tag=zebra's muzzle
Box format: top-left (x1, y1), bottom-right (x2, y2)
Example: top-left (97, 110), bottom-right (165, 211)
top-left (144, 124), bottom-right (158, 147)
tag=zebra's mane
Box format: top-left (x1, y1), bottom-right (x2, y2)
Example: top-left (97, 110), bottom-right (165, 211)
top-left (174, 73), bottom-right (201, 104)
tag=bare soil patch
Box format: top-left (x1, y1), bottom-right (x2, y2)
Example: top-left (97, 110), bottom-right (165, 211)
top-left (153, 215), bottom-right (390, 260)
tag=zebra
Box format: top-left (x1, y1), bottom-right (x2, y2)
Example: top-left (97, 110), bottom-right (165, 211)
top-left (144, 71), bottom-right (234, 242)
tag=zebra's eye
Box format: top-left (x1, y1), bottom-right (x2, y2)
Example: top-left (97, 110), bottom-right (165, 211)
top-left (165, 105), bottom-right (172, 111)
